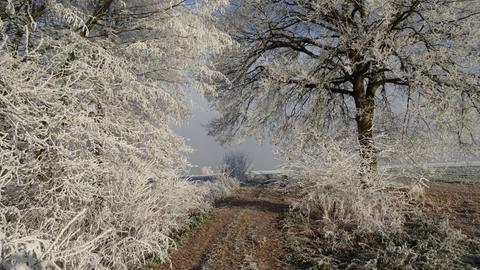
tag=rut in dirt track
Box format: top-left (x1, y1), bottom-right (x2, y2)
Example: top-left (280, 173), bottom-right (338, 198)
top-left (156, 186), bottom-right (293, 270)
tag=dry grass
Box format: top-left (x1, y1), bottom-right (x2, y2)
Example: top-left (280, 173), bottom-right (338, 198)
top-left (282, 177), bottom-right (480, 270)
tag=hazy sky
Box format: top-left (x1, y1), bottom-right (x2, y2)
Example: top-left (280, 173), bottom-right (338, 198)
top-left (173, 92), bottom-right (282, 174)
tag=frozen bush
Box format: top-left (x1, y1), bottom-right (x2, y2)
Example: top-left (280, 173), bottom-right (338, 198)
top-left (285, 136), bottom-right (410, 236)
top-left (284, 210), bottom-right (479, 270)
top-left (282, 133), bottom-right (479, 269)
top-left (0, 1), bottom-right (231, 269)
top-left (222, 151), bottom-right (252, 182)
top-left (0, 170), bottom-right (208, 269)
top-left (199, 174), bottom-right (240, 204)
top-left (281, 116), bottom-right (465, 235)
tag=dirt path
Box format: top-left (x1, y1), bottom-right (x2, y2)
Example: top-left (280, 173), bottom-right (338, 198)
top-left (157, 186), bottom-right (292, 270)
top-left (155, 182), bottom-right (479, 270)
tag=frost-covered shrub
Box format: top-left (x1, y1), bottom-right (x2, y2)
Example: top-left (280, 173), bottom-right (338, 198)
top-left (0, 1), bottom-right (231, 269)
top-left (284, 210), bottom-right (479, 270)
top-left (91, 175), bottom-right (207, 268)
top-left (222, 151), bottom-right (252, 181)
top-left (286, 135), bottom-right (416, 236)
top-left (282, 111), bottom-right (467, 233)
top-left (1, 174), bottom-right (205, 270)
top-left (199, 174), bottom-right (240, 204)
top-left (282, 134), bottom-right (479, 269)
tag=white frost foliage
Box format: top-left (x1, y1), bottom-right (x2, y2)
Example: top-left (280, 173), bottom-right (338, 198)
top-left (48, 1), bottom-right (89, 32)
top-left (0, 1), bottom-right (231, 269)
top-left (284, 135), bottom-right (407, 236)
top-left (199, 175), bottom-right (240, 205)
top-left (282, 97), bottom-right (475, 234)
top-left (209, 0), bottom-right (480, 158)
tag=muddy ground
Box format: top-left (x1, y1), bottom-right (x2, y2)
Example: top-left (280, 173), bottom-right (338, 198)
top-left (155, 181), bottom-right (479, 270)
top-left (156, 186), bottom-right (292, 270)
top-left (425, 181), bottom-right (480, 238)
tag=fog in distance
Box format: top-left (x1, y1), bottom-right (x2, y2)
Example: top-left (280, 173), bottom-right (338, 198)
top-left (173, 92), bottom-right (282, 174)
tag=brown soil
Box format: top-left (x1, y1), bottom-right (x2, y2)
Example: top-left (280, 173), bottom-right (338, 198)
top-left (425, 181), bottom-right (480, 238)
top-left (156, 186), bottom-right (293, 270)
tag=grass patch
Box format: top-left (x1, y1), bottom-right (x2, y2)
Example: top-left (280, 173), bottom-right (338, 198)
top-left (143, 257), bottom-right (164, 270)
top-left (282, 210), bottom-right (480, 270)
top-left (173, 209), bottom-right (215, 244)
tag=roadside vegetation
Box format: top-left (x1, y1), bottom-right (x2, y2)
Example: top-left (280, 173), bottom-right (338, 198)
top-left (283, 210), bottom-right (480, 270)
top-left (0, 1), bottom-right (234, 269)
top-left (277, 137), bottom-right (480, 270)
top-left (281, 156), bottom-right (480, 269)
top-left (1, 0), bottom-right (479, 269)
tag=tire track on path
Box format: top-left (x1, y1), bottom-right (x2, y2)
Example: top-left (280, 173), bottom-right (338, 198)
top-left (156, 186), bottom-right (292, 270)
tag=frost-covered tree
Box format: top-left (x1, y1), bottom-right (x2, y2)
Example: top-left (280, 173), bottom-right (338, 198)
top-left (208, 0), bottom-right (480, 173)
top-left (0, 0), bottom-right (231, 269)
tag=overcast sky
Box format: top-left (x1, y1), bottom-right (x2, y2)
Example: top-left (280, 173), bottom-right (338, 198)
top-left (173, 92), bottom-right (282, 174)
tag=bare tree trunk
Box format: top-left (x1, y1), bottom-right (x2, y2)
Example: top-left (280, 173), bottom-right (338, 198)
top-left (353, 76), bottom-right (378, 177)
top-left (357, 102), bottom-right (376, 173)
